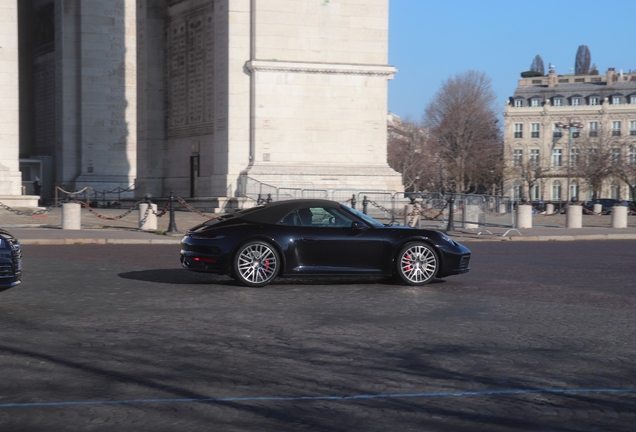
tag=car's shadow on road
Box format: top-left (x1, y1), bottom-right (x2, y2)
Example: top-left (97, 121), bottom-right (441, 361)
top-left (118, 268), bottom-right (447, 288)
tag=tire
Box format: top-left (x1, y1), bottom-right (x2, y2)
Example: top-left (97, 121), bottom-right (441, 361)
top-left (233, 240), bottom-right (280, 287)
top-left (396, 242), bottom-right (438, 286)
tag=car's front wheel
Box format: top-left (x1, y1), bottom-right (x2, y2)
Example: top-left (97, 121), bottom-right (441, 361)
top-left (396, 242), bottom-right (438, 285)
top-left (233, 241), bottom-right (280, 287)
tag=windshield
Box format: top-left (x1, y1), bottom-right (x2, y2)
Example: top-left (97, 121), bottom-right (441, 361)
top-left (340, 204), bottom-right (384, 228)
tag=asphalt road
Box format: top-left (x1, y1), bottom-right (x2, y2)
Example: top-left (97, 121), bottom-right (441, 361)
top-left (1, 241), bottom-right (635, 431)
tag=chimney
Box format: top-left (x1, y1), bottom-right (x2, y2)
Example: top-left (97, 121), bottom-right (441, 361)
top-left (548, 68), bottom-right (557, 87)
top-left (606, 67), bottom-right (617, 85)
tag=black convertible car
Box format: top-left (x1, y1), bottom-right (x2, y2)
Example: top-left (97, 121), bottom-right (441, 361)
top-left (180, 199), bottom-right (470, 287)
top-left (0, 229), bottom-right (22, 291)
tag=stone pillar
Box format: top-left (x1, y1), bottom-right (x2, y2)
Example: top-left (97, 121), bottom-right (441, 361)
top-left (404, 204), bottom-right (413, 226)
top-left (0, 1), bottom-right (22, 198)
top-left (498, 203), bottom-right (506, 214)
top-left (593, 203), bottom-right (603, 215)
top-left (138, 203), bottom-right (157, 231)
top-left (566, 205), bottom-right (582, 228)
top-left (463, 204), bottom-right (480, 229)
top-left (64, 0), bottom-right (137, 193)
top-left (62, 203), bottom-right (81, 230)
top-left (546, 203), bottom-right (555, 214)
top-left (611, 205), bottom-right (627, 229)
top-left (516, 204), bottom-right (532, 229)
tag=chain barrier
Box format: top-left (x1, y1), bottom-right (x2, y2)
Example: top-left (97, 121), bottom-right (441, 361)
top-left (174, 196), bottom-right (214, 218)
top-left (0, 200), bottom-right (67, 216)
top-left (75, 199), bottom-right (143, 220)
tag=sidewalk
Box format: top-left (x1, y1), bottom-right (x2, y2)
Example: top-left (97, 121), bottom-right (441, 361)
top-left (2, 207), bottom-right (636, 244)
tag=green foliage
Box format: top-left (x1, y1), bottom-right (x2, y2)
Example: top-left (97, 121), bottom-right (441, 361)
top-left (521, 70), bottom-right (543, 78)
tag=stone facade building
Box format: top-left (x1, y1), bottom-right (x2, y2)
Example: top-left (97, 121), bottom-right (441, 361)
top-left (1, 0), bottom-right (403, 208)
top-left (504, 67), bottom-right (636, 203)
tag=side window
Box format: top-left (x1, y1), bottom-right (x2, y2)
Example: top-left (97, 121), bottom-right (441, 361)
top-left (278, 211), bottom-right (300, 226)
top-left (295, 207), bottom-right (357, 227)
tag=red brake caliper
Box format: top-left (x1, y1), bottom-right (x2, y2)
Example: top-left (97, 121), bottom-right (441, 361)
top-left (405, 254), bottom-right (411, 273)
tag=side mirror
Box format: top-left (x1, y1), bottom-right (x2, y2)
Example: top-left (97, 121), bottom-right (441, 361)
top-left (351, 221), bottom-right (367, 230)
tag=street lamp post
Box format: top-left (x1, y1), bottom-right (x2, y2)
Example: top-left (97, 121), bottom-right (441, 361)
top-left (555, 120), bottom-right (583, 203)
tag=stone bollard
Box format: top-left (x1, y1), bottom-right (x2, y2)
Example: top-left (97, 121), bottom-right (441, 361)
top-left (611, 205), bottom-right (627, 229)
top-left (62, 203), bottom-right (81, 230)
top-left (139, 203), bottom-right (158, 231)
top-left (516, 204), bottom-right (532, 229)
top-left (593, 203), bottom-right (602, 215)
top-left (403, 204), bottom-right (414, 226)
top-left (498, 203), bottom-right (506, 214)
top-left (566, 205), bottom-right (582, 228)
top-left (546, 203), bottom-right (555, 214)
top-left (463, 204), bottom-right (480, 229)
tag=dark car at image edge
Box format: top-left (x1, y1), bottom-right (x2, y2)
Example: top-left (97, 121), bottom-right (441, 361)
top-left (180, 199), bottom-right (470, 287)
top-left (0, 229), bottom-right (22, 291)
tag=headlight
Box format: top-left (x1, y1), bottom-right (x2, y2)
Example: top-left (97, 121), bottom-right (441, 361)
top-left (436, 231), bottom-right (453, 244)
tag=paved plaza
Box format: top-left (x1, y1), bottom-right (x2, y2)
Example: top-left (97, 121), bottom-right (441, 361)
top-left (0, 240), bottom-right (635, 431)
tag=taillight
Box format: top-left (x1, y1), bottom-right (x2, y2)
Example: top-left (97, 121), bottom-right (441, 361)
top-left (193, 257), bottom-right (216, 263)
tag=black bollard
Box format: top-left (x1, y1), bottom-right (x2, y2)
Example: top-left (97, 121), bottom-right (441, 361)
top-left (446, 193), bottom-right (455, 232)
top-left (351, 194), bottom-right (356, 209)
top-left (362, 196), bottom-right (369, 215)
top-left (167, 190), bottom-right (178, 233)
top-left (266, 193), bottom-right (272, 203)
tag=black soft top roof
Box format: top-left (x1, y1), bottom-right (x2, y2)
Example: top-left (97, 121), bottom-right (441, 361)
top-left (238, 199), bottom-right (343, 224)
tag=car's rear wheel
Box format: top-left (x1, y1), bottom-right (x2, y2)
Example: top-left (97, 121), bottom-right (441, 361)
top-left (396, 242), bottom-right (438, 285)
top-left (233, 241), bottom-right (280, 287)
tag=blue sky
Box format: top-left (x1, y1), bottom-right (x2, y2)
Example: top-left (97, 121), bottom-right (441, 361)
top-left (388, 0), bottom-right (636, 122)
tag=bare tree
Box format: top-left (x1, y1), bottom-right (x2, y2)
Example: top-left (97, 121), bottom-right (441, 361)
top-left (614, 142), bottom-right (636, 201)
top-left (423, 70), bottom-right (503, 194)
top-left (575, 45), bottom-right (591, 75)
top-left (387, 119), bottom-right (430, 192)
top-left (571, 128), bottom-right (616, 199)
top-left (505, 144), bottom-right (546, 200)
top-left (530, 55), bottom-right (545, 75)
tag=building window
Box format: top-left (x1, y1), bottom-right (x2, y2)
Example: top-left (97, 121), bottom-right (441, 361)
top-left (513, 149), bottom-right (523, 167)
top-left (610, 183), bottom-right (620, 200)
top-left (588, 148), bottom-right (598, 164)
top-left (589, 121), bottom-right (598, 137)
top-left (554, 98), bottom-right (563, 107)
top-left (513, 182), bottom-right (522, 200)
top-left (530, 149), bottom-right (540, 166)
top-left (589, 97), bottom-right (599, 106)
top-left (612, 121), bottom-right (621, 137)
top-left (531, 123), bottom-right (540, 138)
top-left (552, 149), bottom-right (562, 167)
top-left (611, 148), bottom-right (621, 165)
top-left (514, 124), bottom-right (523, 138)
top-left (631, 95), bottom-right (636, 104)
top-left (552, 180), bottom-right (562, 201)
top-left (570, 148), bottom-right (579, 167)
top-left (570, 181), bottom-right (579, 201)
top-left (531, 99), bottom-right (540, 107)
top-left (514, 99), bottom-right (523, 108)
top-left (613, 96), bottom-right (622, 105)
top-left (531, 184), bottom-right (539, 201)
top-left (572, 97), bottom-right (580, 106)
top-left (630, 120), bottom-right (636, 136)
top-left (553, 123), bottom-right (562, 138)
top-left (629, 146), bottom-right (636, 166)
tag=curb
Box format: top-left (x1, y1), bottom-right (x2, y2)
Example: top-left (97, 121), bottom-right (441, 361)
top-left (19, 238), bottom-right (181, 245)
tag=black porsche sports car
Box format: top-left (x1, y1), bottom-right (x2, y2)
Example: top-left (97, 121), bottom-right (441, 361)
top-left (0, 229), bottom-right (22, 291)
top-left (180, 199), bottom-right (470, 287)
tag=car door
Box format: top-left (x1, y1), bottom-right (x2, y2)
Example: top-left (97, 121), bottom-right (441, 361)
top-left (291, 206), bottom-right (388, 274)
